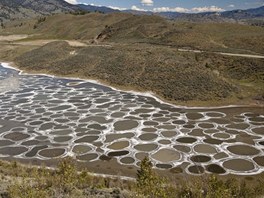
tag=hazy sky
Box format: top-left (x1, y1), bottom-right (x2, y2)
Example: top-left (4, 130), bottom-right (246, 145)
top-left (65, 0), bottom-right (264, 12)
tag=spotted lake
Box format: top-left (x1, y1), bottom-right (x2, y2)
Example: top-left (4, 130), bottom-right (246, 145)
top-left (0, 63), bottom-right (264, 176)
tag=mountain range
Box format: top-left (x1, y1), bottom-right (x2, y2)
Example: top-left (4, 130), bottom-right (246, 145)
top-left (0, 0), bottom-right (263, 23)
top-left (0, 0), bottom-right (78, 21)
top-left (77, 4), bottom-right (120, 14)
top-left (157, 6), bottom-right (264, 22)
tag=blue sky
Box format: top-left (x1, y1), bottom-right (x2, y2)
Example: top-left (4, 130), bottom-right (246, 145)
top-left (65, 0), bottom-right (264, 12)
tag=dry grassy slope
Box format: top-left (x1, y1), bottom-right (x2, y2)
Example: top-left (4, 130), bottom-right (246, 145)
top-left (97, 14), bottom-right (171, 42)
top-left (31, 13), bottom-right (131, 40)
top-left (196, 53), bottom-right (264, 101)
top-left (187, 23), bottom-right (264, 53)
top-left (198, 53), bottom-right (264, 82)
top-left (16, 41), bottom-right (238, 102)
top-left (103, 19), bottom-right (264, 54)
top-left (35, 14), bottom-right (264, 54)
top-left (1, 13), bottom-right (264, 53)
top-left (0, 13), bottom-right (131, 39)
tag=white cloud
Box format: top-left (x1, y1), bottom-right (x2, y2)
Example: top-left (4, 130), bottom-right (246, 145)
top-left (64, 0), bottom-right (78, 5)
top-left (228, 4), bottom-right (235, 8)
top-left (141, 0), bottom-right (154, 6)
top-left (191, 6), bottom-right (225, 13)
top-left (153, 7), bottom-right (189, 13)
top-left (131, 5), bottom-right (147, 12)
top-left (80, 3), bottom-right (127, 10)
top-left (152, 5), bottom-right (225, 13)
top-left (108, 6), bottom-right (127, 11)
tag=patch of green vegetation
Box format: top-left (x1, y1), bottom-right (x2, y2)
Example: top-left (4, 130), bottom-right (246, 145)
top-left (136, 158), bottom-right (264, 198)
top-left (3, 158), bottom-right (135, 198)
top-left (2, 158), bottom-right (264, 198)
top-left (136, 157), bottom-right (168, 197)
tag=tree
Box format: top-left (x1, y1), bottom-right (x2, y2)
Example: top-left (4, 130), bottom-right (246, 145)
top-left (136, 157), bottom-right (167, 198)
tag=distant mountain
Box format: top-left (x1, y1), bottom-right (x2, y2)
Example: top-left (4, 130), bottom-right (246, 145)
top-left (157, 12), bottom-right (234, 23)
top-left (0, 0), bottom-right (121, 22)
top-left (221, 6), bottom-right (264, 20)
top-left (77, 4), bottom-right (120, 13)
top-left (155, 6), bottom-right (264, 22)
top-left (123, 10), bottom-right (153, 16)
top-left (0, 0), bottom-right (79, 22)
top-left (156, 12), bottom-right (185, 19)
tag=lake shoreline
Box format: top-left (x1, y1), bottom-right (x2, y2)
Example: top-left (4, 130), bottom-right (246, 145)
top-left (1, 61), bottom-right (263, 109)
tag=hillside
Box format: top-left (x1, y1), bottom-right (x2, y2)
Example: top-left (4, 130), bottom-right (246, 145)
top-left (0, 0), bottom-right (78, 22)
top-left (29, 13), bottom-right (130, 40)
top-left (4, 13), bottom-right (264, 54)
top-left (110, 16), bottom-right (263, 54)
top-left (95, 15), bottom-right (264, 54)
top-left (11, 38), bottom-right (263, 105)
top-left (1, 158), bottom-right (264, 198)
top-left (15, 41), bottom-right (239, 103)
top-left (0, 0), bottom-right (120, 23)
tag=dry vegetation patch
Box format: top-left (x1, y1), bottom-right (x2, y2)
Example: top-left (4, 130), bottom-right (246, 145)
top-left (15, 41), bottom-right (240, 103)
top-left (1, 158), bottom-right (264, 198)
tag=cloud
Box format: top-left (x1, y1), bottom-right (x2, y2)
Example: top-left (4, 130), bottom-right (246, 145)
top-left (108, 6), bottom-right (127, 11)
top-left (228, 4), bottom-right (235, 8)
top-left (80, 3), bottom-right (127, 10)
top-left (152, 5), bottom-right (225, 13)
top-left (153, 7), bottom-right (189, 13)
top-left (64, 0), bottom-right (78, 4)
top-left (141, 0), bottom-right (153, 6)
top-left (191, 6), bottom-right (225, 13)
top-left (131, 5), bottom-right (147, 11)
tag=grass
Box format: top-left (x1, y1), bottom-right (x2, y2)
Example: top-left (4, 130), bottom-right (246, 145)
top-left (1, 157), bottom-right (264, 198)
top-left (1, 158), bottom-right (136, 198)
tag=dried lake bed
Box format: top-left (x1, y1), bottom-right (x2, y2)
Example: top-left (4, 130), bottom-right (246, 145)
top-left (0, 63), bottom-right (264, 176)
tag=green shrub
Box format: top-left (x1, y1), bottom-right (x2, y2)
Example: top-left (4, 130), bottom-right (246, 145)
top-left (8, 177), bottom-right (48, 198)
top-left (136, 157), bottom-right (168, 198)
